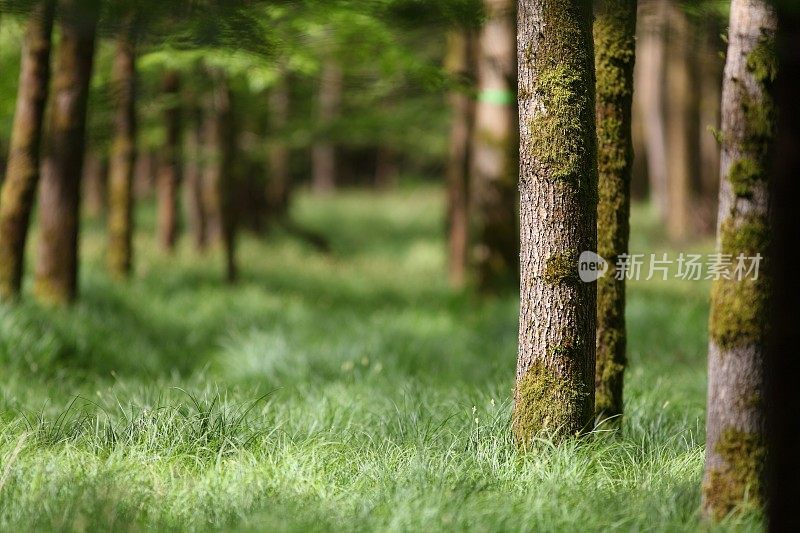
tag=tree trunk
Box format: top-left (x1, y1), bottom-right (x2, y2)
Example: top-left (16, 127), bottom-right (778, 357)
top-left (766, 2), bottom-right (800, 527)
top-left (513, 0), bottom-right (597, 444)
top-left (445, 30), bottom-right (476, 289)
top-left (184, 108), bottom-right (207, 251)
top-left (266, 77), bottom-right (291, 218)
top-left (34, 0), bottom-right (97, 305)
top-left (594, 0), bottom-right (637, 423)
top-left (203, 70), bottom-right (237, 282)
top-left (374, 147), bottom-right (400, 189)
top-left (701, 0), bottom-right (776, 520)
top-left (471, 0), bottom-right (518, 292)
top-left (156, 70), bottom-right (181, 251)
top-left (636, 0), bottom-right (669, 219)
top-left (312, 59), bottom-right (342, 194)
top-left (106, 20), bottom-right (137, 278)
top-left (0, 0), bottom-right (55, 302)
top-left (134, 150), bottom-right (155, 199)
top-left (82, 151), bottom-right (107, 218)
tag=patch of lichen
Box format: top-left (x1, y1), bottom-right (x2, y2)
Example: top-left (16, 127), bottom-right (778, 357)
top-left (526, 1), bottom-right (596, 189)
top-left (543, 250), bottom-right (578, 284)
top-left (512, 361), bottom-right (588, 446)
top-left (703, 427), bottom-right (765, 519)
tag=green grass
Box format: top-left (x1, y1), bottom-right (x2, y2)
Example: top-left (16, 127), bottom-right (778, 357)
top-left (1, 186), bottom-right (761, 531)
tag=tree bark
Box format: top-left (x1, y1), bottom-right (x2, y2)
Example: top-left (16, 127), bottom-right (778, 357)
top-left (701, 0), bottom-right (776, 520)
top-left (445, 30), bottom-right (476, 290)
top-left (766, 2), bottom-right (800, 528)
top-left (266, 77), bottom-right (291, 218)
top-left (594, 0), bottom-right (637, 423)
top-left (471, 0), bottom-right (518, 292)
top-left (513, 0), bottom-right (597, 444)
top-left (106, 19), bottom-right (137, 278)
top-left (156, 70), bottom-right (181, 251)
top-left (311, 59), bottom-right (342, 194)
top-left (0, 0), bottom-right (55, 302)
top-left (34, 0), bottom-right (98, 305)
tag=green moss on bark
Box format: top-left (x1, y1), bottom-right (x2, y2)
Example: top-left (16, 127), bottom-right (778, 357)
top-left (727, 158), bottom-right (761, 197)
top-left (703, 428), bottom-right (765, 519)
top-left (746, 35), bottom-right (778, 85)
top-left (543, 250), bottom-right (578, 283)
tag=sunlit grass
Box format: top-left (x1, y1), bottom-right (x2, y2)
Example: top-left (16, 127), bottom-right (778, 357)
top-left (0, 186), bottom-right (760, 531)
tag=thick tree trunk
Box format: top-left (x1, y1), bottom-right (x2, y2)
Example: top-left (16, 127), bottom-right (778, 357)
top-left (82, 151), bottom-right (107, 218)
top-left (312, 59), bottom-right (342, 194)
top-left (0, 0), bottom-right (55, 302)
top-left (701, 0), bottom-right (776, 520)
top-left (594, 0), bottom-right (637, 423)
top-left (156, 70), bottom-right (181, 251)
top-left (766, 2), bottom-right (800, 528)
top-left (106, 21), bottom-right (137, 278)
top-left (203, 70), bottom-right (237, 282)
top-left (513, 0), bottom-right (597, 444)
top-left (266, 78), bottom-right (291, 218)
top-left (34, 0), bottom-right (97, 305)
top-left (471, 0), bottom-right (518, 292)
top-left (184, 108), bottom-right (207, 251)
top-left (445, 30), bottom-right (476, 289)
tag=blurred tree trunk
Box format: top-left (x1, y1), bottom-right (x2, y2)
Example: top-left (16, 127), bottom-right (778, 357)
top-left (0, 0), bottom-right (55, 302)
top-left (767, 1), bottom-right (800, 527)
top-left (34, 0), bottom-right (97, 305)
top-left (664, 3), bottom-right (694, 241)
top-left (701, 0), bottom-right (776, 520)
top-left (312, 59), bottom-right (342, 194)
top-left (157, 70), bottom-right (181, 251)
top-left (374, 147), bottom-right (399, 189)
top-left (636, 0), bottom-right (669, 218)
top-left (513, 0), bottom-right (597, 445)
top-left (134, 149), bottom-right (155, 199)
top-left (82, 151), bottom-right (107, 218)
top-left (184, 107), bottom-right (207, 251)
top-left (445, 30), bottom-right (476, 289)
top-left (594, 0), bottom-right (637, 423)
top-left (203, 70), bottom-right (237, 282)
top-left (471, 0), bottom-right (518, 292)
top-left (106, 18), bottom-right (137, 278)
top-left (266, 77), bottom-right (291, 218)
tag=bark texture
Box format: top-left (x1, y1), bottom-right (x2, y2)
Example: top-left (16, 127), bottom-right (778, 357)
top-left (312, 59), bottom-right (342, 194)
top-left (34, 0), bottom-right (98, 305)
top-left (513, 0), bottom-right (597, 444)
top-left (107, 21), bottom-right (137, 278)
top-left (701, 0), bottom-right (777, 520)
top-left (0, 0), bottom-right (55, 301)
top-left (594, 0), bottom-right (637, 422)
top-left (472, 0), bottom-right (518, 292)
top-left (445, 30), bottom-right (476, 289)
top-left (157, 70), bottom-right (181, 251)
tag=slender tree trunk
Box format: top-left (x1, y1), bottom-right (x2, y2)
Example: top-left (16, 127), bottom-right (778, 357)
top-left (82, 151), bottom-right (107, 218)
top-left (445, 30), bottom-right (476, 289)
top-left (766, 2), bottom-right (800, 527)
top-left (266, 77), bottom-right (291, 218)
top-left (203, 70), bottom-right (237, 282)
top-left (471, 0), bottom-right (518, 292)
top-left (34, 0), bottom-right (98, 305)
top-left (184, 108), bottom-right (207, 251)
top-left (0, 0), bottom-right (55, 302)
top-left (312, 59), bottom-right (342, 194)
top-left (636, 0), bottom-right (669, 218)
top-left (594, 0), bottom-right (637, 423)
top-left (106, 19), bottom-right (137, 278)
top-left (134, 150), bottom-right (155, 199)
top-left (701, 0), bottom-right (776, 520)
top-left (374, 147), bottom-right (399, 189)
top-left (513, 0), bottom-right (597, 444)
top-left (157, 70), bottom-right (181, 251)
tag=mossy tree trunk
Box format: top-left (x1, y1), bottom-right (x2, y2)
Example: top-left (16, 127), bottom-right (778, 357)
top-left (701, 0), bottom-right (777, 520)
top-left (513, 0), bottom-right (597, 444)
top-left (157, 70), bottom-right (182, 251)
top-left (266, 76), bottom-right (291, 218)
top-left (594, 0), bottom-right (637, 423)
top-left (766, 1), bottom-right (800, 524)
top-left (471, 0), bottom-right (518, 292)
top-left (445, 30), bottom-right (476, 289)
top-left (312, 59), bottom-right (342, 194)
top-left (34, 0), bottom-right (98, 305)
top-left (0, 0), bottom-right (55, 302)
top-left (184, 107), bottom-right (207, 251)
top-left (106, 17), bottom-right (137, 278)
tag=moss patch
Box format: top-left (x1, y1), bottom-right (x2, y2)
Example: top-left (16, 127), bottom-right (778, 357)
top-left (720, 217), bottom-right (770, 258)
top-left (746, 34), bottom-right (778, 86)
top-left (703, 427), bottom-right (765, 519)
top-left (543, 250), bottom-right (578, 284)
top-left (709, 277), bottom-right (768, 350)
top-left (727, 158), bottom-right (761, 198)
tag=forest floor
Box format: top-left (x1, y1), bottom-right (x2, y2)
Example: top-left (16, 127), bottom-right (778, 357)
top-left (0, 186), bottom-right (761, 531)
